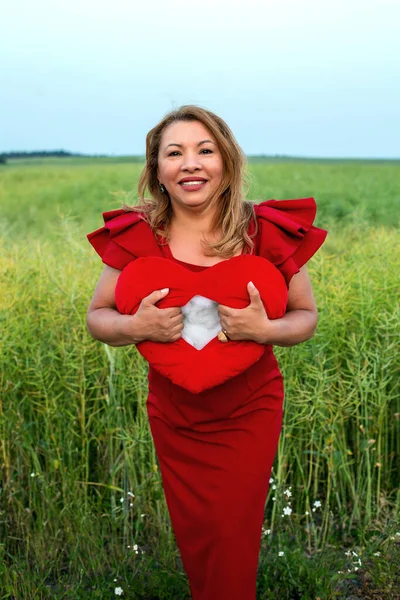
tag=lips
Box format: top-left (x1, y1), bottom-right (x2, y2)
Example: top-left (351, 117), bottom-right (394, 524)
top-left (178, 177), bottom-right (207, 189)
top-left (178, 177), bottom-right (207, 184)
top-left (115, 255), bottom-right (288, 393)
top-left (178, 180), bottom-right (207, 192)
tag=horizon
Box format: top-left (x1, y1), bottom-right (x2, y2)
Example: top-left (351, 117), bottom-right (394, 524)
top-left (2, 150), bottom-right (399, 162)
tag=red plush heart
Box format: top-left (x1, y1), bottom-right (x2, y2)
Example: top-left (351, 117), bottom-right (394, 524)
top-left (115, 255), bottom-right (288, 393)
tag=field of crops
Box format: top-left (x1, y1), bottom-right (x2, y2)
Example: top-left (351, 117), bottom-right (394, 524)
top-left (1, 158), bottom-right (399, 599)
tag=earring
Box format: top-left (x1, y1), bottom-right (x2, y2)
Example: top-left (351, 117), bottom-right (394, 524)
top-left (159, 182), bottom-right (166, 193)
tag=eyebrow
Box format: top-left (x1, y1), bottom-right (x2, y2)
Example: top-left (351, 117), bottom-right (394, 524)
top-left (165, 139), bottom-right (215, 149)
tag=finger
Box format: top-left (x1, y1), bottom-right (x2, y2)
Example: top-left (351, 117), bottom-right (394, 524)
top-left (143, 288), bottom-right (169, 306)
top-left (172, 321), bottom-right (184, 334)
top-left (168, 313), bottom-right (184, 327)
top-left (170, 330), bottom-right (183, 341)
top-left (218, 305), bottom-right (236, 317)
top-left (219, 315), bottom-right (229, 329)
top-left (218, 304), bottom-right (228, 316)
top-left (170, 322), bottom-right (184, 340)
top-left (161, 306), bottom-right (182, 317)
top-left (161, 316), bottom-right (183, 332)
top-left (219, 322), bottom-right (228, 334)
top-left (247, 281), bottom-right (263, 306)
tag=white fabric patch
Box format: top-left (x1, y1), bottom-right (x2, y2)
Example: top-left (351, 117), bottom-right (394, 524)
top-left (181, 295), bottom-right (221, 350)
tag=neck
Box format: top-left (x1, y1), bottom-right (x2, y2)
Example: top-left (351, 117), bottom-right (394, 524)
top-left (170, 203), bottom-right (219, 235)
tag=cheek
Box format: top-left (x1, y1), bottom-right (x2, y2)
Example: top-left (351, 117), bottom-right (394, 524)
top-left (213, 158), bottom-right (224, 180)
top-left (159, 164), bottom-right (176, 181)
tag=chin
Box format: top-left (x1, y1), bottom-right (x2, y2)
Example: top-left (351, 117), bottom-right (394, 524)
top-left (175, 196), bottom-right (211, 208)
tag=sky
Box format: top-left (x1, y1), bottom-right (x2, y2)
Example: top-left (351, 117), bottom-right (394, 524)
top-left (1, 0), bottom-right (399, 158)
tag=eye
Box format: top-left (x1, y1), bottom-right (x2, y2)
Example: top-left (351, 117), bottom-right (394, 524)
top-left (167, 148), bottom-right (213, 157)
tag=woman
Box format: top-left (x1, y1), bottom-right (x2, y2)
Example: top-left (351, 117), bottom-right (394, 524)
top-left (86, 105), bottom-right (327, 600)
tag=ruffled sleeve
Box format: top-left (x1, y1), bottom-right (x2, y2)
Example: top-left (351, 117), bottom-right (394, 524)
top-left (253, 198), bottom-right (328, 284)
top-left (87, 209), bottom-right (163, 270)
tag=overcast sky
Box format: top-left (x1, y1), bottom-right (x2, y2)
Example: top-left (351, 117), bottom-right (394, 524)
top-left (1, 0), bottom-right (399, 158)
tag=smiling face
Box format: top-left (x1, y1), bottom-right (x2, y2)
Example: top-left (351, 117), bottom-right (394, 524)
top-left (157, 120), bottom-right (224, 214)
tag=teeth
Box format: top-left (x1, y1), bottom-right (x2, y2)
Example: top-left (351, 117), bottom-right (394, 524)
top-left (181, 181), bottom-right (205, 186)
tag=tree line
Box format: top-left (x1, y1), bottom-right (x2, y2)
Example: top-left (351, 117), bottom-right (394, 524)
top-left (0, 150), bottom-right (111, 164)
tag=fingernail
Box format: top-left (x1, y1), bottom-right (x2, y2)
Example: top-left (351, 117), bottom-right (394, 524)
top-left (161, 288), bottom-right (169, 294)
top-left (248, 281), bottom-right (255, 289)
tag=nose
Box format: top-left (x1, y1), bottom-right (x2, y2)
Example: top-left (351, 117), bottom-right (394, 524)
top-left (180, 151), bottom-right (202, 172)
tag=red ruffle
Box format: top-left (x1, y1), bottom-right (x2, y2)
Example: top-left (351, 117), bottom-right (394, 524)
top-left (86, 209), bottom-right (162, 270)
top-left (253, 198), bottom-right (328, 283)
top-left (87, 199), bottom-right (327, 278)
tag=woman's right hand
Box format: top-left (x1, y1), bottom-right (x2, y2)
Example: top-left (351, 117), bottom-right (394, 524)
top-left (133, 288), bottom-right (184, 343)
top-left (86, 266), bottom-right (184, 346)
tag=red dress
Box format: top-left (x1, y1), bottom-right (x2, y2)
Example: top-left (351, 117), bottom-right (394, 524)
top-left (87, 198), bottom-right (327, 600)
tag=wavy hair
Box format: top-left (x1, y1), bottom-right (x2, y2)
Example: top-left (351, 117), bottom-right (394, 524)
top-left (124, 105), bottom-right (256, 257)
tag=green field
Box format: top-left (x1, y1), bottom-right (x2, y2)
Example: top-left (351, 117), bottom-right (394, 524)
top-left (1, 158), bottom-right (399, 599)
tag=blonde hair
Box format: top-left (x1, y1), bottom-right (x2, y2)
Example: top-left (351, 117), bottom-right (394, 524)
top-left (125, 105), bottom-right (256, 257)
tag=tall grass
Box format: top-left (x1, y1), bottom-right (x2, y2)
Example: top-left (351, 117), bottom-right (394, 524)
top-left (1, 225), bottom-right (399, 595)
top-left (274, 223), bottom-right (400, 538)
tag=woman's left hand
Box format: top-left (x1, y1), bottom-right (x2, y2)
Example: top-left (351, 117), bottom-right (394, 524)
top-left (217, 281), bottom-right (270, 343)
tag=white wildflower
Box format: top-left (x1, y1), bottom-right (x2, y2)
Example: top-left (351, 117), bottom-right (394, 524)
top-left (272, 484), bottom-right (277, 490)
top-left (374, 552), bottom-right (381, 557)
top-left (127, 492), bottom-right (135, 498)
top-left (115, 587), bottom-right (123, 596)
top-left (120, 497), bottom-right (124, 503)
top-left (269, 477), bottom-right (274, 483)
top-left (305, 511), bottom-right (309, 516)
top-left (283, 506), bottom-right (292, 516)
top-left (313, 500), bottom-right (322, 508)
top-left (278, 551), bottom-right (284, 557)
top-left (284, 489), bottom-right (292, 498)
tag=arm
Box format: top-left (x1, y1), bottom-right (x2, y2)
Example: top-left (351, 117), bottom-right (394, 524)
top-left (86, 265), bottom-right (183, 347)
top-left (258, 266), bottom-right (318, 347)
top-left (218, 266), bottom-right (318, 347)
